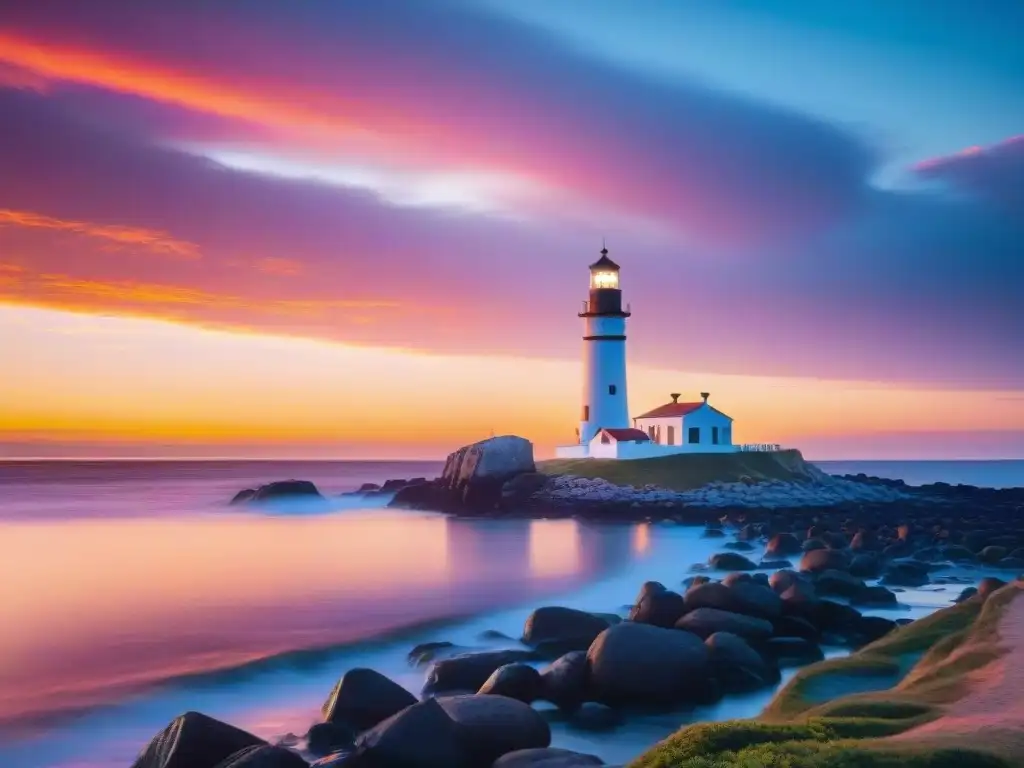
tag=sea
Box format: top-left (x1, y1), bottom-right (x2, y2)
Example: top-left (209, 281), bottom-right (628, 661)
top-left (0, 458), bottom-right (1021, 768)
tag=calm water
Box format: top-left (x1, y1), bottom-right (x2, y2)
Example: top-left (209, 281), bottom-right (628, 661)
top-left (815, 459), bottom-right (1024, 489)
top-left (0, 459), bottom-right (1011, 767)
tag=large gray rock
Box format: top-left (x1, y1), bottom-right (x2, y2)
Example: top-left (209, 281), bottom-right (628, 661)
top-left (705, 632), bottom-right (780, 693)
top-left (493, 748), bottom-right (604, 768)
top-left (214, 746), bottom-right (308, 768)
top-left (355, 699), bottom-right (468, 768)
top-left (478, 664), bottom-right (542, 703)
top-left (442, 436), bottom-right (535, 509)
top-left (436, 695), bottom-right (551, 767)
top-left (250, 480), bottom-right (323, 503)
top-left (538, 651), bottom-right (590, 712)
top-left (522, 607), bottom-right (611, 653)
top-left (675, 607), bottom-right (774, 641)
top-left (586, 623), bottom-right (711, 706)
top-left (424, 650), bottom-right (537, 696)
top-left (131, 712), bottom-right (266, 768)
top-left (628, 584), bottom-right (686, 628)
top-left (683, 581), bottom-right (782, 621)
top-left (322, 668), bottom-right (417, 731)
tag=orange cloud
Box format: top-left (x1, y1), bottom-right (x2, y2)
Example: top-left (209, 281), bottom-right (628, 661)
top-left (0, 208), bottom-right (201, 259)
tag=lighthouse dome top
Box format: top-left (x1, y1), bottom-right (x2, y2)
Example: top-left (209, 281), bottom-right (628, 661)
top-left (589, 247), bottom-right (620, 272)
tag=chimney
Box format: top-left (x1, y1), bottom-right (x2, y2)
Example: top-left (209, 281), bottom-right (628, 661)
top-left (670, 393), bottom-right (680, 403)
top-left (701, 392), bottom-right (710, 403)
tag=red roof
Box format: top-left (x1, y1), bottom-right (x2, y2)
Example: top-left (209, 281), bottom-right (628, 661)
top-left (634, 402), bottom-right (705, 419)
top-left (598, 428), bottom-right (651, 442)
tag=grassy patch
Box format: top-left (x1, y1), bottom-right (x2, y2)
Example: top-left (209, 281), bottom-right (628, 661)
top-left (538, 449), bottom-right (814, 492)
top-left (632, 583), bottom-right (1023, 768)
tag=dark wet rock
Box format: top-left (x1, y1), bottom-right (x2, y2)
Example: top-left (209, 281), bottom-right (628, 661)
top-left (306, 723), bottom-right (354, 758)
top-left (492, 748), bottom-right (604, 768)
top-left (357, 483), bottom-right (381, 493)
top-left (675, 607), bottom-right (774, 642)
top-left (759, 559), bottom-right (793, 570)
top-left (214, 746), bottom-right (309, 768)
top-left (586, 623), bottom-right (711, 707)
top-left (800, 548), bottom-right (851, 574)
top-left (725, 541), bottom-right (756, 552)
top-left (566, 703), bottom-right (623, 733)
top-left (955, 586), bottom-right (979, 603)
top-left (437, 695), bottom-right (551, 767)
top-left (848, 553), bottom-right (882, 579)
top-left (355, 699), bottom-right (467, 768)
top-left (424, 650), bottom-right (539, 696)
top-left (479, 629), bottom-right (517, 642)
top-left (849, 530), bottom-right (877, 551)
top-left (702, 527), bottom-right (726, 538)
top-left (771, 615), bottom-right (819, 642)
top-left (821, 531), bottom-right (848, 549)
top-left (250, 480), bottom-right (323, 503)
top-left (684, 580), bottom-right (782, 621)
top-left (502, 473), bottom-right (550, 507)
top-left (322, 668), bottom-right (417, 732)
top-left (769, 570), bottom-right (811, 596)
top-left (538, 651), bottom-right (589, 712)
top-left (979, 545), bottom-right (1009, 564)
top-left (522, 607), bottom-right (610, 652)
top-left (765, 532), bottom-right (802, 557)
top-left (997, 557), bottom-right (1024, 570)
top-left (478, 664), bottom-right (542, 703)
top-left (721, 572), bottom-right (753, 588)
top-left (802, 538), bottom-right (828, 553)
top-left (940, 545), bottom-right (976, 562)
top-left (682, 575), bottom-right (712, 589)
top-left (130, 711), bottom-right (266, 768)
top-left (814, 570), bottom-right (867, 600)
top-left (880, 561), bottom-right (930, 588)
top-left (883, 540), bottom-right (913, 559)
top-left (444, 435), bottom-right (536, 510)
top-left (979, 577), bottom-right (1008, 599)
top-left (706, 632), bottom-right (780, 693)
top-left (855, 615), bottom-right (898, 645)
top-left (408, 642), bottom-right (457, 665)
top-left (628, 585), bottom-right (686, 628)
top-left (309, 751), bottom-right (360, 768)
top-left (853, 585), bottom-right (899, 607)
top-left (758, 637), bottom-right (825, 667)
top-left (709, 552), bottom-right (758, 571)
top-left (804, 599), bottom-right (862, 633)
top-left (230, 489), bottom-right (256, 505)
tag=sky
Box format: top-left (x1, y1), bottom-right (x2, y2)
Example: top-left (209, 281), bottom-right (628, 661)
top-left (0, 0), bottom-right (1022, 460)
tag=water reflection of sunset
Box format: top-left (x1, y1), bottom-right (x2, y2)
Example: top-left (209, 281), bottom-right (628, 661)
top-left (0, 510), bottom-right (622, 727)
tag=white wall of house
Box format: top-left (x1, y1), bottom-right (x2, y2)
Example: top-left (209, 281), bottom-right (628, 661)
top-left (634, 404), bottom-right (734, 450)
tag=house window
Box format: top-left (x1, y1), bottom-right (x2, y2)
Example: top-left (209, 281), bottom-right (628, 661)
top-left (582, 405), bottom-right (590, 421)
top-left (723, 426), bottom-right (732, 444)
top-left (608, 384), bottom-right (617, 395)
top-left (712, 426), bottom-right (719, 445)
top-left (667, 425), bottom-right (676, 445)
top-left (688, 427), bottom-right (700, 444)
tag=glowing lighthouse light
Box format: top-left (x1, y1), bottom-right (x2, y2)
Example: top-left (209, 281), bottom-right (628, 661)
top-left (590, 270), bottom-right (619, 289)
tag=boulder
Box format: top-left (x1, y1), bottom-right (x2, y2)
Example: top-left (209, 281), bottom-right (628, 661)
top-left (215, 746), bottom-right (308, 768)
top-left (769, 570), bottom-right (812, 596)
top-left (322, 668), bottom-right (417, 731)
top-left (849, 530), bottom-right (877, 551)
top-left (566, 703), bottom-right (623, 733)
top-left (436, 695), bottom-right (551, 767)
top-left (675, 608), bottom-right (774, 642)
top-left (250, 480), bottom-right (322, 503)
top-left (684, 580), bottom-right (782, 621)
top-left (424, 650), bottom-right (538, 696)
top-left (442, 436), bottom-right (536, 510)
top-left (305, 723), bottom-right (354, 758)
top-left (725, 541), bottom-right (756, 552)
top-left (230, 489), bottom-right (256, 505)
top-left (766, 533), bottom-right (802, 557)
top-left (880, 562), bottom-right (930, 588)
top-left (705, 632), bottom-right (780, 692)
top-left (586, 623), bottom-right (711, 706)
top-left (758, 637), bottom-right (825, 667)
top-left (538, 651), bottom-right (590, 712)
top-left (357, 482), bottom-right (381, 493)
top-left (478, 664), bottom-right (542, 703)
top-left (805, 599), bottom-right (862, 633)
top-left (493, 748), bottom-right (604, 768)
top-left (980, 545), bottom-right (1009, 564)
top-left (355, 699), bottom-right (468, 768)
top-left (523, 607), bottom-right (610, 652)
top-left (800, 549), bottom-right (851, 574)
top-left (852, 585), bottom-right (899, 607)
top-left (708, 552), bottom-right (758, 571)
top-left (978, 577), bottom-right (1008, 599)
top-left (130, 711), bottom-right (266, 768)
top-left (628, 585), bottom-right (686, 628)
top-left (848, 554), bottom-right (882, 579)
top-left (954, 587), bottom-right (979, 603)
top-left (771, 615), bottom-right (819, 642)
top-left (855, 615), bottom-right (898, 645)
top-left (501, 473), bottom-right (550, 508)
top-left (802, 538), bottom-right (828, 552)
top-left (814, 570), bottom-right (867, 600)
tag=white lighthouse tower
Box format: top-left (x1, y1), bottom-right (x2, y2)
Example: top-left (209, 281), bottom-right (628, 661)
top-left (577, 247), bottom-right (631, 444)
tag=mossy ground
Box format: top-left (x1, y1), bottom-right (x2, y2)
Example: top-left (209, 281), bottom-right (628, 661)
top-left (538, 449), bottom-right (814, 492)
top-left (630, 582), bottom-right (1024, 768)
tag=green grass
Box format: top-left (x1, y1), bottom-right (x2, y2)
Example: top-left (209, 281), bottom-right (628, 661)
top-left (631, 582), bottom-right (1024, 768)
top-left (538, 449), bottom-right (814, 492)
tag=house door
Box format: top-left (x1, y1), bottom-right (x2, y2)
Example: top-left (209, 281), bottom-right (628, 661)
top-left (666, 425), bottom-right (675, 445)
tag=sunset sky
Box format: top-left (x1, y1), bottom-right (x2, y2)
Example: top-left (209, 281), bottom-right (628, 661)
top-left (1, 0), bottom-right (1022, 460)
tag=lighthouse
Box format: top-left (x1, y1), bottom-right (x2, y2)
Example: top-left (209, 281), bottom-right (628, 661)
top-left (577, 247), bottom-right (631, 444)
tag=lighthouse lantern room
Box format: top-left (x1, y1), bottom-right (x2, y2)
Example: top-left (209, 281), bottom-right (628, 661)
top-left (577, 247), bottom-right (631, 445)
